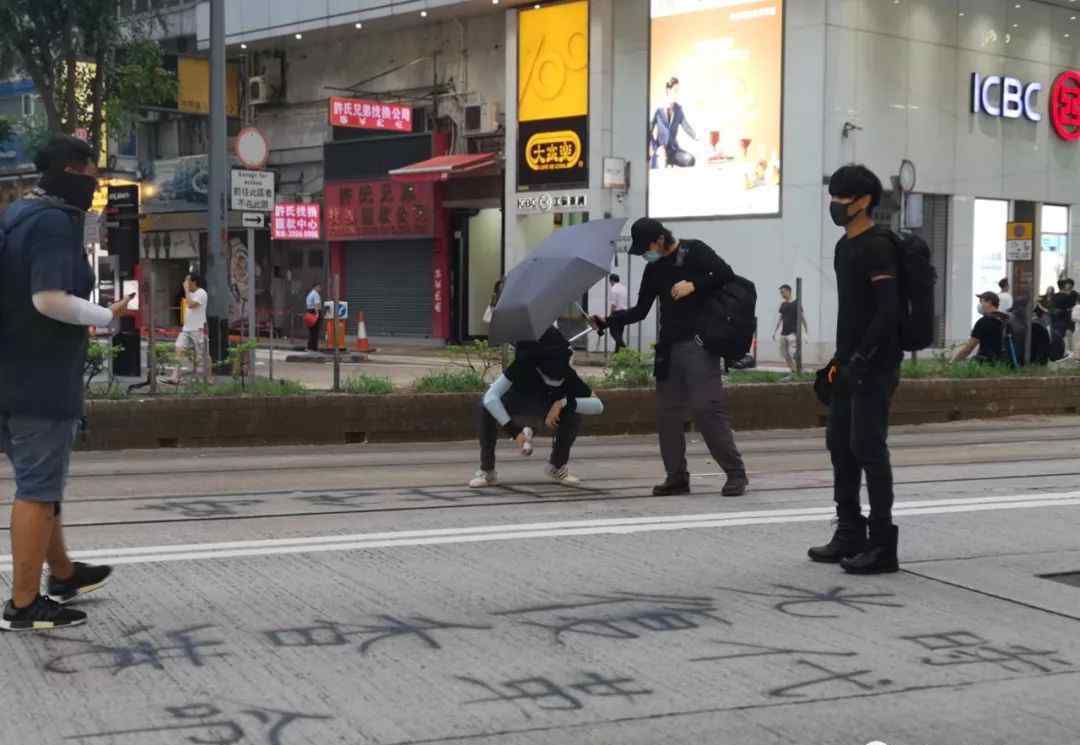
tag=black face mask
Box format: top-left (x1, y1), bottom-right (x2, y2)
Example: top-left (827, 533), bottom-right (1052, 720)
top-left (41, 171), bottom-right (98, 212)
top-left (829, 200), bottom-right (860, 227)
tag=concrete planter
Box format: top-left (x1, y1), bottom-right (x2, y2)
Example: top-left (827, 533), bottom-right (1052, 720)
top-left (79, 377), bottom-right (1080, 451)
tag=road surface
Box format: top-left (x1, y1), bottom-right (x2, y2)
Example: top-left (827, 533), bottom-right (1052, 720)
top-left (2, 417), bottom-right (1079, 745)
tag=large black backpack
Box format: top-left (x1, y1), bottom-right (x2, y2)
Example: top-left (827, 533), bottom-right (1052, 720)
top-left (678, 245), bottom-right (758, 364)
top-left (886, 229), bottom-right (937, 352)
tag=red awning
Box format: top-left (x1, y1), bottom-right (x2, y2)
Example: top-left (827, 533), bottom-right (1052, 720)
top-left (388, 152), bottom-right (499, 183)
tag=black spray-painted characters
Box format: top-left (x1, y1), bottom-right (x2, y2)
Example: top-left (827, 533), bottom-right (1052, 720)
top-left (457, 671), bottom-right (654, 719)
top-left (67, 702), bottom-right (332, 745)
top-left (44, 625), bottom-right (228, 676)
top-left (715, 584), bottom-right (904, 619)
top-left (264, 615), bottom-right (493, 655)
top-left (902, 631), bottom-right (1073, 674)
top-left (493, 592), bottom-right (730, 644)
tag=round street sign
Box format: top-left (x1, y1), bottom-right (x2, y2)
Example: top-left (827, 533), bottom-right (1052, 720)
top-left (236, 127), bottom-right (270, 169)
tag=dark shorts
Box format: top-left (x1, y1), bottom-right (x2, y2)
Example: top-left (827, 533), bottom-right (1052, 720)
top-left (0, 414), bottom-right (79, 503)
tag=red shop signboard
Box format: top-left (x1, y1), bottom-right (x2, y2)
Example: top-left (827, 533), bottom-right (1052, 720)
top-left (329, 96), bottom-right (413, 132)
top-left (324, 180), bottom-right (435, 240)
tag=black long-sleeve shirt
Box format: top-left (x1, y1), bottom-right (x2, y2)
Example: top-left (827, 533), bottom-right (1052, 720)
top-left (609, 239), bottom-right (734, 347)
top-left (834, 227), bottom-right (901, 371)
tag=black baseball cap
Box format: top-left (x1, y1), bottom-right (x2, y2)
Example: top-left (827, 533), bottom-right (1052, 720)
top-left (628, 217), bottom-right (667, 256)
top-left (976, 291), bottom-right (1000, 306)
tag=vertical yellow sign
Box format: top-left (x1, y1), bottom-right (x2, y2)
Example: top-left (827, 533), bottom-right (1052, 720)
top-left (178, 57), bottom-right (241, 117)
top-left (518, 1), bottom-right (589, 123)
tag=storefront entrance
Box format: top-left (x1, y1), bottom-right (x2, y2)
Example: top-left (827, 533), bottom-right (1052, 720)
top-left (345, 240), bottom-right (433, 337)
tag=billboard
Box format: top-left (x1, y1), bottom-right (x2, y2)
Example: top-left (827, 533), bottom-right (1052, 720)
top-left (648, 0), bottom-right (783, 219)
top-left (517, 0), bottom-right (589, 192)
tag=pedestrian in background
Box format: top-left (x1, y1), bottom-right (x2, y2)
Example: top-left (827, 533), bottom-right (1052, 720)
top-left (951, 292), bottom-right (1010, 364)
top-left (305, 281), bottom-right (322, 352)
top-left (809, 164), bottom-right (902, 575)
top-left (598, 217), bottom-right (749, 498)
top-left (997, 278), bottom-right (1013, 313)
top-left (1, 135), bottom-right (127, 631)
top-left (773, 283), bottom-right (807, 377)
top-left (608, 274), bottom-right (628, 353)
top-left (174, 273), bottom-right (208, 382)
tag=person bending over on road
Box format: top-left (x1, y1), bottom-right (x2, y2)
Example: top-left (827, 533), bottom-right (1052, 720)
top-left (470, 327), bottom-right (603, 488)
top-left (808, 164), bottom-right (902, 576)
top-left (595, 217), bottom-right (748, 498)
top-left (1, 135), bottom-right (129, 631)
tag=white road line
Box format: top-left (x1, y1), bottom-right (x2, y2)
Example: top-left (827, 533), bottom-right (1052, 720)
top-left (2, 491), bottom-right (1078, 569)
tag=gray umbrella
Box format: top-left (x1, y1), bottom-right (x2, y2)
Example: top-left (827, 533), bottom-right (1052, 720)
top-left (488, 218), bottom-right (628, 345)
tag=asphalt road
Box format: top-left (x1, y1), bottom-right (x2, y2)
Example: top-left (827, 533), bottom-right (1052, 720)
top-left (2, 417), bottom-right (1080, 745)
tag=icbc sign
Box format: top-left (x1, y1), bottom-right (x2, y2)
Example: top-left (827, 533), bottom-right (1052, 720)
top-left (1050, 70), bottom-right (1080, 142)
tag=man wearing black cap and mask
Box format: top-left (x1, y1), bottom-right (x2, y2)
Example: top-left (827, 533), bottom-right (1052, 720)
top-left (470, 327), bottom-right (604, 488)
top-left (595, 218), bottom-right (748, 498)
top-left (808, 164), bottom-right (902, 575)
top-left (1, 135), bottom-right (130, 631)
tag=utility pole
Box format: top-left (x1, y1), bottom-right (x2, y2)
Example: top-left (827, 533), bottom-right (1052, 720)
top-left (206, 0), bottom-right (230, 369)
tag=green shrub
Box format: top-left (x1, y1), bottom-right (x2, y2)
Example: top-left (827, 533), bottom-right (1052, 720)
top-left (343, 374), bottom-right (395, 395)
top-left (593, 348), bottom-right (654, 389)
top-left (414, 369), bottom-right (488, 393)
top-left (443, 340), bottom-right (502, 380)
top-left (187, 378), bottom-right (306, 397)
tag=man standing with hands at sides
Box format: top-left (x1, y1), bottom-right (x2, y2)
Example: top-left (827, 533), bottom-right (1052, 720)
top-left (809, 165), bottom-right (903, 575)
top-left (596, 218), bottom-right (748, 498)
top-left (0, 135), bottom-right (130, 630)
top-left (175, 273), bottom-right (209, 382)
top-left (608, 274), bottom-right (629, 352)
top-left (773, 283), bottom-right (808, 377)
top-left (306, 281), bottom-right (323, 352)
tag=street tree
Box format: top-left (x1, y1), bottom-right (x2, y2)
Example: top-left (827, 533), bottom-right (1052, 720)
top-left (0, 0), bottom-right (176, 161)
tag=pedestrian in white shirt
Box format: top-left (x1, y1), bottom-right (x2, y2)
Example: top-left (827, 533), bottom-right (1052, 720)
top-left (608, 274), bottom-right (629, 352)
top-left (305, 282), bottom-right (323, 352)
top-left (175, 273), bottom-right (209, 381)
top-left (998, 278), bottom-right (1013, 313)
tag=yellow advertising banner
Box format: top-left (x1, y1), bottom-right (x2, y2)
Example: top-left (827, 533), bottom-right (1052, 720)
top-left (518, 0), bottom-right (589, 123)
top-left (178, 57), bottom-right (241, 117)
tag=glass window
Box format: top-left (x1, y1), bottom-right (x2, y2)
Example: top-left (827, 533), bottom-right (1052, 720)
top-left (1042, 204), bottom-right (1069, 235)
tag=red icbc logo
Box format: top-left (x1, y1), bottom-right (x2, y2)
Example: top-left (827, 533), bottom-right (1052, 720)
top-left (1050, 70), bottom-right (1080, 141)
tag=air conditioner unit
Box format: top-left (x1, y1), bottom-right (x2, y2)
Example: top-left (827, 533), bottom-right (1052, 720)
top-left (248, 76), bottom-right (271, 105)
top-left (464, 101), bottom-right (499, 134)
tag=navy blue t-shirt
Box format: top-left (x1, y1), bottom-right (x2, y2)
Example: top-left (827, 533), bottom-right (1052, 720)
top-left (0, 198), bottom-right (92, 420)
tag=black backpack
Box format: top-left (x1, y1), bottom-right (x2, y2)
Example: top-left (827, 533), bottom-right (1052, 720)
top-left (678, 245), bottom-right (758, 363)
top-left (886, 230), bottom-right (937, 351)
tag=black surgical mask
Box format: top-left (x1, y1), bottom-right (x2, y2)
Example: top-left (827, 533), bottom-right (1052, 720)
top-left (829, 200), bottom-right (858, 227)
top-left (41, 170), bottom-right (98, 212)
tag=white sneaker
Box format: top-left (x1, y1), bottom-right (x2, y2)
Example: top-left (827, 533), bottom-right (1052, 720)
top-left (520, 427), bottom-right (534, 457)
top-left (469, 470), bottom-right (498, 488)
top-left (545, 464), bottom-right (581, 485)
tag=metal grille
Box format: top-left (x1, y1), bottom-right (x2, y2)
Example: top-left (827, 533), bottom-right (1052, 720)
top-left (344, 240), bottom-right (433, 337)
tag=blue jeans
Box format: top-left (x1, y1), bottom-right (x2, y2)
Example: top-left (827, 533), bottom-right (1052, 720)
top-left (0, 414), bottom-right (79, 503)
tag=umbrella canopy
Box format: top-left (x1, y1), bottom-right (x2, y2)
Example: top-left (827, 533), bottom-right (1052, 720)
top-left (489, 218), bottom-right (628, 344)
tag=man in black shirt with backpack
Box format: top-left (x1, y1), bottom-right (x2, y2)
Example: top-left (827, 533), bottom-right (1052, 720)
top-left (597, 218), bottom-right (748, 498)
top-left (809, 165), bottom-right (903, 575)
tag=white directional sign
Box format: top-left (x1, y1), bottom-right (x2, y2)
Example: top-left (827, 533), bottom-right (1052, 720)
top-left (242, 212), bottom-right (266, 229)
top-left (231, 169), bottom-right (275, 212)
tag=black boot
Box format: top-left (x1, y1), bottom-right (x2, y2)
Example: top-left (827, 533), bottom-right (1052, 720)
top-left (653, 474), bottom-right (691, 496)
top-left (807, 516), bottom-right (868, 563)
top-left (721, 472), bottom-right (749, 497)
top-left (842, 523), bottom-right (899, 575)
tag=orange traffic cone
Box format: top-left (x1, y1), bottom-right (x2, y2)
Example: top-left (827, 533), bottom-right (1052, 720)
top-left (356, 312), bottom-right (372, 352)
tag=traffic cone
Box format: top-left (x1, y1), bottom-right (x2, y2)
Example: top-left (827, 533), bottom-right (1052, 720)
top-left (356, 312), bottom-right (372, 352)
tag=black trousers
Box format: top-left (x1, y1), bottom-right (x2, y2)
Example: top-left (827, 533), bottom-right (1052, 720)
top-left (307, 317), bottom-right (322, 351)
top-left (478, 392), bottom-right (580, 472)
top-left (826, 369), bottom-right (899, 527)
top-left (610, 322), bottom-right (626, 352)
